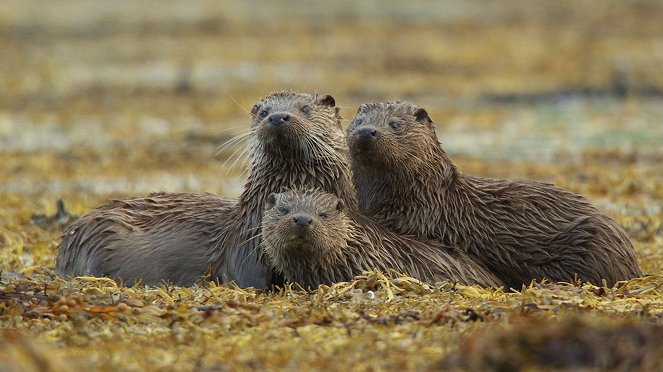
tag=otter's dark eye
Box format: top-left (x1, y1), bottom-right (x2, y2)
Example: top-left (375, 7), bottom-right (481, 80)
top-left (389, 121), bottom-right (400, 130)
top-left (301, 105), bottom-right (312, 115)
top-left (353, 118), bottom-right (363, 127)
top-left (318, 212), bottom-right (329, 219)
top-left (277, 207), bottom-right (290, 215)
top-left (258, 109), bottom-right (270, 119)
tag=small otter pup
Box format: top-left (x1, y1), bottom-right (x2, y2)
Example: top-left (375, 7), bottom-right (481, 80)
top-left (261, 189), bottom-right (503, 289)
top-left (347, 102), bottom-right (642, 288)
top-left (57, 92), bottom-right (357, 288)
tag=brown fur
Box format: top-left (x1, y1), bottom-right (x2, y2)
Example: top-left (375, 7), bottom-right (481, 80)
top-left (56, 193), bottom-right (235, 286)
top-left (261, 189), bottom-right (503, 289)
top-left (56, 92), bottom-right (356, 288)
top-left (207, 92), bottom-right (357, 287)
top-left (347, 101), bottom-right (642, 288)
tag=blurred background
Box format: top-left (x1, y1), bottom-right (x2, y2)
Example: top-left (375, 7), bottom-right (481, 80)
top-left (1, 1), bottom-right (662, 248)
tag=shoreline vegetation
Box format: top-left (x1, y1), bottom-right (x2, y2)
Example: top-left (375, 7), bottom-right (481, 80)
top-left (1, 1), bottom-right (662, 370)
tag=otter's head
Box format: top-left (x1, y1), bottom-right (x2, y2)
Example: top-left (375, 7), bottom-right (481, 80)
top-left (261, 189), bottom-right (350, 285)
top-left (249, 92), bottom-right (343, 164)
top-left (347, 101), bottom-right (441, 172)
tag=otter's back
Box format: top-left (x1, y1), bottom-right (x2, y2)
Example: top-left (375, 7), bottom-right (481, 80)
top-left (56, 192), bottom-right (237, 286)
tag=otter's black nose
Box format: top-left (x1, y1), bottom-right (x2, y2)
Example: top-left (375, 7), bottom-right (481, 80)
top-left (268, 113), bottom-right (291, 127)
top-left (292, 214), bottom-right (314, 228)
top-left (356, 127), bottom-right (379, 140)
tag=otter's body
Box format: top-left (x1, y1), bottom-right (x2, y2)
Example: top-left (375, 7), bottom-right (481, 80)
top-left (56, 193), bottom-right (235, 286)
top-left (261, 189), bottom-right (503, 289)
top-left (56, 92), bottom-right (356, 288)
top-left (347, 102), bottom-right (642, 288)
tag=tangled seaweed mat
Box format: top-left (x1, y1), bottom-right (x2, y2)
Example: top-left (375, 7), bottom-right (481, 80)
top-left (1, 269), bottom-right (662, 371)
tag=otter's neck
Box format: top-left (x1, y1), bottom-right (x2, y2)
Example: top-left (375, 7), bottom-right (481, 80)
top-left (240, 147), bottom-right (357, 214)
top-left (353, 144), bottom-right (459, 239)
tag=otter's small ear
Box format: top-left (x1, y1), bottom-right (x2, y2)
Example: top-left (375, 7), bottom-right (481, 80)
top-left (357, 103), bottom-right (368, 113)
top-left (317, 94), bottom-right (336, 107)
top-left (414, 108), bottom-right (430, 123)
top-left (265, 193), bottom-right (277, 210)
top-left (251, 103), bottom-right (261, 115)
top-left (335, 199), bottom-right (344, 212)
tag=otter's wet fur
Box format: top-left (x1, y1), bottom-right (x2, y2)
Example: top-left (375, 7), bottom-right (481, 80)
top-left (56, 92), bottom-right (356, 288)
top-left (347, 102), bottom-right (642, 288)
top-left (209, 92), bottom-right (357, 287)
top-left (56, 193), bottom-right (235, 286)
top-left (261, 189), bottom-right (503, 289)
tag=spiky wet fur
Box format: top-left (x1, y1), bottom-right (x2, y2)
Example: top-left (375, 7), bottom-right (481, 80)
top-left (262, 189), bottom-right (503, 289)
top-left (56, 192), bottom-right (235, 286)
top-left (347, 101), bottom-right (642, 288)
top-left (57, 91), bottom-right (356, 288)
top-left (205, 92), bottom-right (357, 288)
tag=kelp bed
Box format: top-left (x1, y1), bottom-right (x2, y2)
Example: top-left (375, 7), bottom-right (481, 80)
top-left (1, 269), bottom-right (663, 370)
top-left (2, 1), bottom-right (663, 371)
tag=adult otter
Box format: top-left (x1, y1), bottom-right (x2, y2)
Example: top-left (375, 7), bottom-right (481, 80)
top-left (347, 102), bottom-right (642, 288)
top-left (56, 92), bottom-right (356, 288)
top-left (261, 189), bottom-right (503, 288)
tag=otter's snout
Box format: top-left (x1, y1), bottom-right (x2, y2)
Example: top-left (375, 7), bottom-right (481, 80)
top-left (292, 213), bottom-right (314, 228)
top-left (355, 127), bottom-right (379, 141)
top-left (268, 113), bottom-right (291, 127)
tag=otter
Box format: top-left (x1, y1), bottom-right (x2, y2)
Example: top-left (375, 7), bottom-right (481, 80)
top-left (56, 92), bottom-right (357, 288)
top-left (261, 189), bottom-right (503, 289)
top-left (347, 102), bottom-right (642, 288)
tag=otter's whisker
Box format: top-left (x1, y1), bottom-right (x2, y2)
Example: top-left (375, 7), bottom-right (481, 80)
top-left (238, 225), bottom-right (262, 235)
top-left (215, 131), bottom-right (251, 155)
top-left (238, 232), bottom-right (263, 248)
top-left (228, 94), bottom-right (250, 115)
top-left (227, 146), bottom-right (251, 175)
top-left (221, 140), bottom-right (251, 171)
top-left (301, 75), bottom-right (312, 91)
top-left (215, 125), bottom-right (250, 136)
top-left (238, 161), bottom-right (252, 178)
top-left (238, 235), bottom-right (265, 266)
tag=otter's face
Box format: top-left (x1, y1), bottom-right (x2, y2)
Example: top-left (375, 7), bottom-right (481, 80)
top-left (261, 190), bottom-right (347, 275)
top-left (347, 102), bottom-right (438, 170)
top-left (249, 92), bottom-right (343, 162)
